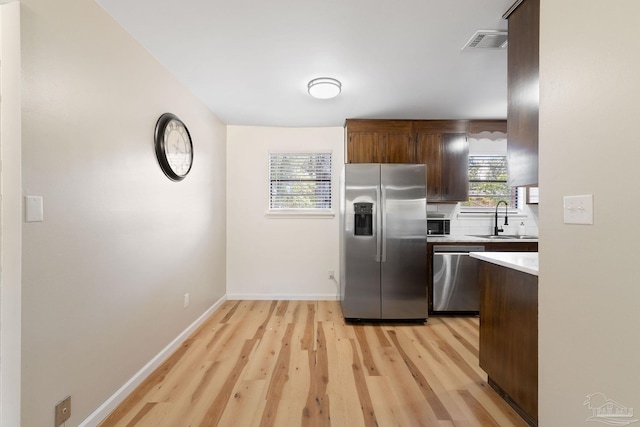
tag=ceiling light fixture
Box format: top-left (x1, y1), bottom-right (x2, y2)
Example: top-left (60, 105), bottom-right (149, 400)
top-left (307, 77), bottom-right (341, 99)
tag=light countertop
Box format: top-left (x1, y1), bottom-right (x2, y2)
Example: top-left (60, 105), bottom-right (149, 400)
top-left (470, 252), bottom-right (539, 276)
top-left (427, 235), bottom-right (538, 243)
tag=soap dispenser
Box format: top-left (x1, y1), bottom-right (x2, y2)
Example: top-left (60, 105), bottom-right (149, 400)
top-left (518, 222), bottom-right (526, 236)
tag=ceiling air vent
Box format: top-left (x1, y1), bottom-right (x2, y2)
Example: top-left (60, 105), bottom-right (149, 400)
top-left (462, 30), bottom-right (508, 50)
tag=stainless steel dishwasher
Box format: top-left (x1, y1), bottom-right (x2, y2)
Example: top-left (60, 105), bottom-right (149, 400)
top-left (432, 245), bottom-right (485, 315)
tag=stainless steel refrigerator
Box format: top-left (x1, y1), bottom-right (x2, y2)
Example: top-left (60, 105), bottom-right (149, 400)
top-left (340, 164), bottom-right (427, 321)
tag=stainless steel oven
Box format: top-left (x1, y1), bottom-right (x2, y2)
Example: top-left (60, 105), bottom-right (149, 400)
top-left (432, 245), bottom-right (484, 315)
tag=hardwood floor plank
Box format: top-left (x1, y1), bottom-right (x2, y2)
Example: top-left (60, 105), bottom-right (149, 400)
top-left (98, 338), bottom-right (195, 426)
top-left (275, 300), bottom-right (289, 317)
top-left (373, 325), bottom-right (392, 347)
top-left (259, 322), bottom-right (296, 426)
top-left (126, 402), bottom-right (173, 427)
top-left (302, 321), bottom-right (331, 426)
top-left (353, 325), bottom-right (381, 376)
top-left (366, 375), bottom-right (407, 427)
top-left (323, 335), bottom-right (366, 427)
top-left (300, 303), bottom-right (316, 351)
top-left (220, 300), bottom-right (242, 323)
top-left (197, 338), bottom-right (258, 427)
top-left (347, 338), bottom-right (378, 426)
top-left (387, 329), bottom-right (452, 421)
top-left (99, 302), bottom-right (529, 427)
top-left (124, 402), bottom-right (156, 427)
top-left (389, 326), bottom-right (470, 423)
top-left (457, 389), bottom-right (501, 427)
top-left (217, 379), bottom-right (268, 427)
top-left (439, 317), bottom-right (480, 357)
top-left (371, 345), bottom-right (442, 426)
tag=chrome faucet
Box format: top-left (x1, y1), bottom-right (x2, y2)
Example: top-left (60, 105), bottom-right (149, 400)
top-left (494, 200), bottom-right (509, 236)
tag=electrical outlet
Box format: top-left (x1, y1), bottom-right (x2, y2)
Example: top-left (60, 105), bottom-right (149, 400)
top-left (55, 396), bottom-right (71, 426)
top-left (328, 269), bottom-right (335, 279)
top-left (184, 293), bottom-right (190, 309)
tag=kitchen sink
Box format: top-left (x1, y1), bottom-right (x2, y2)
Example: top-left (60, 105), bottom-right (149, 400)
top-left (470, 234), bottom-right (538, 240)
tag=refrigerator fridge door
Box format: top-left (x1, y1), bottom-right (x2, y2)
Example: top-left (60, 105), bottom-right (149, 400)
top-left (380, 164), bottom-right (428, 319)
top-left (342, 164), bottom-right (381, 319)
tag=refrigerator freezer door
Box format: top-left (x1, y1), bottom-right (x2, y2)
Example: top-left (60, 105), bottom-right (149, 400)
top-left (342, 164), bottom-right (382, 319)
top-left (380, 164), bottom-right (428, 319)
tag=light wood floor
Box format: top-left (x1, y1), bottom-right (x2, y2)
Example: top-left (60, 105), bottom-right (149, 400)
top-left (99, 300), bottom-right (527, 427)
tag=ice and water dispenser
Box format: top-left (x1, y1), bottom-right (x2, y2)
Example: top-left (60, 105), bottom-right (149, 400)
top-left (353, 202), bottom-right (373, 236)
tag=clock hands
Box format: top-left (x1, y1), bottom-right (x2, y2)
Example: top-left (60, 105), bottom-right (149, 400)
top-left (155, 113), bottom-right (192, 181)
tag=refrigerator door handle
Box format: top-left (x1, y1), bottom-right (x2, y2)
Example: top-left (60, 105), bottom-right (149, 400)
top-left (381, 185), bottom-right (387, 263)
top-left (375, 186), bottom-right (381, 262)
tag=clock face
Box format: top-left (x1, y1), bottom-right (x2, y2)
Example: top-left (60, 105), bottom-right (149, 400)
top-left (154, 113), bottom-right (193, 181)
top-left (163, 119), bottom-right (193, 176)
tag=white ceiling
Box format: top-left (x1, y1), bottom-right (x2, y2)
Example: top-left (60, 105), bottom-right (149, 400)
top-left (96, 0), bottom-right (512, 127)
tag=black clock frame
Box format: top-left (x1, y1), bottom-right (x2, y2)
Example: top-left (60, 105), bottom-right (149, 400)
top-left (154, 112), bottom-right (193, 181)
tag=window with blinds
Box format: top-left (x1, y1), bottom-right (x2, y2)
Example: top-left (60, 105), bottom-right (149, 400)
top-left (269, 153), bottom-right (332, 210)
top-left (462, 155), bottom-right (518, 209)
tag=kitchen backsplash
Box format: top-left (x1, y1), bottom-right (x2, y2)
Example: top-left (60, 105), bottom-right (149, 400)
top-left (427, 203), bottom-right (539, 237)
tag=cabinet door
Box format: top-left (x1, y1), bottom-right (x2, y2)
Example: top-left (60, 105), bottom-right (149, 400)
top-left (347, 132), bottom-right (380, 163)
top-left (440, 133), bottom-right (468, 202)
top-left (506, 0), bottom-right (539, 186)
top-left (381, 132), bottom-right (412, 163)
top-left (415, 133), bottom-right (442, 201)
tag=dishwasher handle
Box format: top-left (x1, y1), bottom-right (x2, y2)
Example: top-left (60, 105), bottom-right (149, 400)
top-left (433, 245), bottom-right (485, 253)
top-left (434, 252), bottom-right (479, 256)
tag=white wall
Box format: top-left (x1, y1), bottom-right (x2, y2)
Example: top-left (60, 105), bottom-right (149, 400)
top-left (539, 0), bottom-right (640, 425)
top-left (434, 201), bottom-right (538, 236)
top-left (227, 126), bottom-right (343, 300)
top-left (0, 2), bottom-right (22, 426)
top-left (20, 0), bottom-right (227, 426)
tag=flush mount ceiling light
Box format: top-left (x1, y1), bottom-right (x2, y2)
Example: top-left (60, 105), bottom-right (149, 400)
top-left (307, 77), bottom-right (341, 99)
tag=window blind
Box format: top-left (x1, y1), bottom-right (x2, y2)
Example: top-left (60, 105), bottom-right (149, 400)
top-left (269, 153), bottom-right (332, 210)
top-left (464, 155), bottom-right (517, 208)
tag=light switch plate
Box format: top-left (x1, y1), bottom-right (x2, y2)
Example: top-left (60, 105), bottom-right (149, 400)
top-left (25, 196), bottom-right (44, 222)
top-left (563, 194), bottom-right (594, 224)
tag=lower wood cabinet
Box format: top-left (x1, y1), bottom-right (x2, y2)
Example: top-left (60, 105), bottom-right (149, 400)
top-left (478, 260), bottom-right (538, 426)
top-left (426, 241), bottom-right (537, 314)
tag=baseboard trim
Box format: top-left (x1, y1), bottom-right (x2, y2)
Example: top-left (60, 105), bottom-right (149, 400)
top-left (226, 293), bottom-right (340, 301)
top-left (78, 295), bottom-right (227, 427)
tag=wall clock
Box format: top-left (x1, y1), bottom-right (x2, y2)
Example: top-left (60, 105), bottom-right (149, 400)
top-left (154, 113), bottom-right (193, 181)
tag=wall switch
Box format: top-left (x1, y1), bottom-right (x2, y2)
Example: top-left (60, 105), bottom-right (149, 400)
top-left (563, 194), bottom-right (594, 224)
top-left (25, 196), bottom-right (44, 222)
top-left (183, 293), bottom-right (190, 309)
top-left (55, 396), bottom-right (71, 426)
top-left (328, 269), bottom-right (335, 279)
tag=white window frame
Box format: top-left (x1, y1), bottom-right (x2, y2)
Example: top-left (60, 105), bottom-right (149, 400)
top-left (460, 154), bottom-right (520, 214)
top-left (266, 151), bottom-right (334, 218)
top-left (458, 135), bottom-right (524, 217)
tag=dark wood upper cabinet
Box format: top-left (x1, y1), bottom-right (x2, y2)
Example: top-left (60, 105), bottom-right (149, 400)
top-left (345, 119), bottom-right (504, 203)
top-left (381, 131), bottom-right (413, 163)
top-left (345, 120), bottom-right (412, 163)
top-left (346, 132), bottom-right (379, 163)
top-left (414, 133), bottom-right (442, 200)
top-left (440, 133), bottom-right (469, 201)
top-left (505, 0), bottom-right (539, 187)
top-left (414, 132), bottom-right (468, 202)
